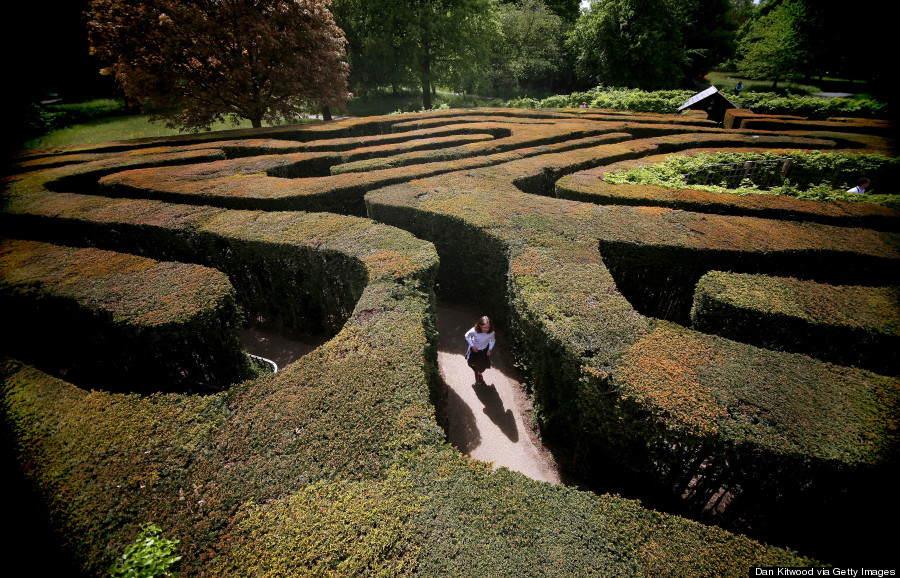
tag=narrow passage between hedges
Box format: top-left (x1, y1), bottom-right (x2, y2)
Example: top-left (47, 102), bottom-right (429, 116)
top-left (240, 324), bottom-right (328, 370)
top-left (437, 301), bottom-right (561, 484)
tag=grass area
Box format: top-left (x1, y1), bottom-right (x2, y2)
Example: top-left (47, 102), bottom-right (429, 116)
top-left (706, 70), bottom-right (875, 98)
top-left (22, 111), bottom-right (317, 151)
top-left (706, 71), bottom-right (823, 95)
top-left (22, 92), bottom-right (503, 151)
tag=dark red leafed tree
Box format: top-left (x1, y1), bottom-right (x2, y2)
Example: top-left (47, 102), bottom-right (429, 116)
top-left (88, 0), bottom-right (349, 129)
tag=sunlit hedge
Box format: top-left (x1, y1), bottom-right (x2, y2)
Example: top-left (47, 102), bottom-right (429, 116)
top-left (3, 106), bottom-right (896, 574)
top-left (556, 150), bottom-right (900, 228)
top-left (0, 239), bottom-right (251, 393)
top-left (692, 271), bottom-right (900, 375)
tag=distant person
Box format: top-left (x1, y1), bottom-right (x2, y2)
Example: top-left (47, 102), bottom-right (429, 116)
top-left (847, 177), bottom-right (871, 194)
top-left (465, 316), bottom-right (496, 385)
top-left (580, 102), bottom-right (587, 109)
top-left (734, 81), bottom-right (743, 96)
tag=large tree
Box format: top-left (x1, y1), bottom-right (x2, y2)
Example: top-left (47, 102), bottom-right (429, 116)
top-left (568, 0), bottom-right (685, 90)
top-left (88, 0), bottom-right (350, 129)
top-left (676, 0), bottom-right (738, 82)
top-left (488, 0), bottom-right (566, 98)
top-left (734, 0), bottom-right (808, 88)
top-left (333, 0), bottom-right (496, 109)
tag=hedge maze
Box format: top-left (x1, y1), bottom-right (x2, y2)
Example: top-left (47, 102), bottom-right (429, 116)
top-left (2, 107), bottom-right (898, 575)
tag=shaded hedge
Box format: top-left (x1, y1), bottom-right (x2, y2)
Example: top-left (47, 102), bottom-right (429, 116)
top-left (692, 271), bottom-right (900, 375)
top-left (366, 168), bottom-right (900, 555)
top-left (0, 239), bottom-right (251, 393)
top-left (4, 107), bottom-right (896, 574)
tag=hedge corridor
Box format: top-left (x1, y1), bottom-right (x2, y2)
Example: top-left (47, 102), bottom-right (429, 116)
top-left (2, 106), bottom-right (898, 575)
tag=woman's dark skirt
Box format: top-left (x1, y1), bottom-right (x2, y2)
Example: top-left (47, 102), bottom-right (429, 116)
top-left (467, 348), bottom-right (491, 373)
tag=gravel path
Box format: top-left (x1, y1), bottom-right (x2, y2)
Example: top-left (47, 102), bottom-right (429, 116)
top-left (437, 302), bottom-right (561, 484)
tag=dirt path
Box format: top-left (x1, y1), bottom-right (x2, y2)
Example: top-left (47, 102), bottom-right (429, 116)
top-left (437, 302), bottom-right (561, 484)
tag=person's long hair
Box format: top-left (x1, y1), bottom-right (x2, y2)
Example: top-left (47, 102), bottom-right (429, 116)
top-left (474, 316), bottom-right (492, 333)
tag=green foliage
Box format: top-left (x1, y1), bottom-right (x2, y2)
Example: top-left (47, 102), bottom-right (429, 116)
top-left (211, 474), bottom-right (423, 575)
top-left (333, 0), bottom-right (498, 109)
top-left (487, 0), bottom-right (567, 98)
top-left (568, 0), bottom-right (685, 90)
top-left (735, 0), bottom-right (808, 87)
top-left (110, 524), bottom-right (181, 578)
top-left (734, 92), bottom-right (888, 119)
top-left (692, 271), bottom-right (900, 375)
top-left (604, 151), bottom-right (900, 207)
top-left (0, 240), bottom-right (253, 393)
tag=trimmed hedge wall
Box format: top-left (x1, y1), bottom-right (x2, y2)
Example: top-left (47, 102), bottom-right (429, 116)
top-left (0, 239), bottom-right (252, 393)
top-left (556, 150), bottom-right (900, 231)
top-left (692, 271), bottom-right (900, 375)
top-left (4, 107), bottom-right (897, 573)
top-left (469, 132), bottom-right (836, 198)
top-left (366, 168), bottom-right (900, 554)
top-left (593, 208), bottom-right (900, 324)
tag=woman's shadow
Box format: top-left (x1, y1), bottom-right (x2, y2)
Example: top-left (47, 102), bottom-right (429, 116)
top-left (473, 380), bottom-right (518, 443)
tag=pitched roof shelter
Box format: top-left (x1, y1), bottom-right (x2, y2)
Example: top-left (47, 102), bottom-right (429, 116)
top-left (678, 86), bottom-right (737, 124)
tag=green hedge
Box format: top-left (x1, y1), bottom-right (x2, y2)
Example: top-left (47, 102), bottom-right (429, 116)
top-left (500, 87), bottom-right (887, 118)
top-left (594, 208), bottom-right (900, 324)
top-left (734, 92), bottom-right (888, 119)
top-left (366, 168), bottom-right (900, 550)
top-left (692, 271), bottom-right (900, 375)
top-left (0, 239), bottom-right (252, 393)
top-left (555, 150), bottom-right (900, 229)
top-left (5, 108), bottom-right (896, 573)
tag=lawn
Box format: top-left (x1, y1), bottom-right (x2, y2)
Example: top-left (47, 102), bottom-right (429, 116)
top-left (706, 70), bottom-right (875, 97)
top-left (22, 91), bottom-right (503, 151)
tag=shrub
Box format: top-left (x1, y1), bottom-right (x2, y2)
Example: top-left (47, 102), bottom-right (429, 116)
top-left (735, 92), bottom-right (888, 119)
top-left (601, 151), bottom-right (900, 208)
top-left (110, 524), bottom-right (181, 578)
top-left (692, 271), bottom-right (900, 375)
top-left (0, 239), bottom-right (252, 393)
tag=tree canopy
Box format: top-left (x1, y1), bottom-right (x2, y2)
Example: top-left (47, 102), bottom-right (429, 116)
top-left (88, 0), bottom-right (350, 129)
top-left (333, 0), bottom-right (496, 109)
top-left (488, 0), bottom-right (567, 98)
top-left (734, 0), bottom-right (808, 88)
top-left (568, 0), bottom-right (685, 90)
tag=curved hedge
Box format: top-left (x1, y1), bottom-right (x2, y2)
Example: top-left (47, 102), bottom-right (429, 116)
top-left (556, 150), bottom-right (900, 230)
top-left (692, 271), bottom-right (900, 375)
top-left (0, 239), bottom-right (251, 393)
top-left (4, 106), bottom-right (897, 573)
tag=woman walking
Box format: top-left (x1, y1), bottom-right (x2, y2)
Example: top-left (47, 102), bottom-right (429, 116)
top-left (465, 316), bottom-right (496, 385)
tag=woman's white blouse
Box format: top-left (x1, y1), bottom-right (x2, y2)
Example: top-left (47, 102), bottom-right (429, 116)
top-left (465, 327), bottom-right (496, 352)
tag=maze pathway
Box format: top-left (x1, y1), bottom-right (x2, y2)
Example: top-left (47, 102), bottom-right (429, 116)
top-left (3, 107), bottom-right (898, 574)
top-left (437, 302), bottom-right (561, 485)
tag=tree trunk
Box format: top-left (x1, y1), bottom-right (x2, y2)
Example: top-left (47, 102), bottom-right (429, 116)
top-left (421, 30), bottom-right (432, 110)
top-left (251, 118), bottom-right (262, 128)
top-left (321, 106), bottom-right (332, 121)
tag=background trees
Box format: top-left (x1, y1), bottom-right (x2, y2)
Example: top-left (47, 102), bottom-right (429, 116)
top-left (488, 0), bottom-right (567, 98)
top-left (568, 0), bottom-right (686, 90)
top-left (333, 0), bottom-right (497, 109)
top-left (734, 0), bottom-right (808, 88)
top-left (87, 0), bottom-right (350, 129)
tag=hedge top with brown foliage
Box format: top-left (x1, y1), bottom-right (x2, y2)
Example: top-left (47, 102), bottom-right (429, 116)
top-left (0, 239), bottom-right (234, 327)
top-left (556, 149), bottom-right (900, 227)
top-left (5, 106), bottom-right (897, 574)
